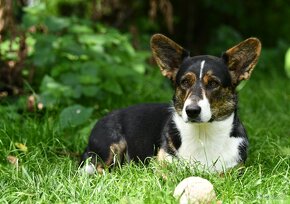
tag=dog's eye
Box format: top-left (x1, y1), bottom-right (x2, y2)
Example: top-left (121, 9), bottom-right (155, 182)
top-left (180, 78), bottom-right (191, 88)
top-left (207, 80), bottom-right (220, 89)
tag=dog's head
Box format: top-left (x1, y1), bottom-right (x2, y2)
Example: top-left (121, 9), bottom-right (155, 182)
top-left (151, 34), bottom-right (261, 123)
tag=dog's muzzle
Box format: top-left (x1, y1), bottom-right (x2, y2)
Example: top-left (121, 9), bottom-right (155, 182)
top-left (182, 96), bottom-right (212, 123)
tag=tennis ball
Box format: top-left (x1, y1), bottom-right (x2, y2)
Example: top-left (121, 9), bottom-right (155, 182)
top-left (174, 176), bottom-right (216, 204)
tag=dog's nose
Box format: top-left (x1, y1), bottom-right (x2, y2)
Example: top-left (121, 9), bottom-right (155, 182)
top-left (185, 105), bottom-right (201, 119)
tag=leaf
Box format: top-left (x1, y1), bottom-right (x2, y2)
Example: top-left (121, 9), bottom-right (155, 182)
top-left (79, 34), bottom-right (103, 45)
top-left (15, 143), bottom-right (28, 153)
top-left (62, 39), bottom-right (85, 56)
top-left (122, 41), bottom-right (135, 56)
top-left (45, 16), bottom-right (70, 32)
top-left (23, 3), bottom-right (46, 15)
top-left (79, 75), bottom-right (100, 85)
top-left (60, 73), bottom-right (80, 86)
top-left (59, 105), bottom-right (93, 129)
top-left (133, 64), bottom-right (146, 74)
top-left (101, 80), bottom-right (123, 95)
top-left (70, 25), bottom-right (94, 34)
top-left (82, 85), bottom-right (100, 97)
top-left (32, 35), bottom-right (57, 67)
top-left (285, 48), bottom-right (290, 78)
top-left (40, 75), bottom-right (73, 97)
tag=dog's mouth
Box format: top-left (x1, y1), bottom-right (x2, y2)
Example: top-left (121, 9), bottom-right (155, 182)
top-left (187, 117), bottom-right (202, 123)
top-left (187, 117), bottom-right (214, 123)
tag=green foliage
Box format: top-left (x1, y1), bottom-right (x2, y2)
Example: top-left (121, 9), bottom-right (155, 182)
top-left (206, 25), bottom-right (242, 56)
top-left (0, 38), bottom-right (21, 61)
top-left (0, 2), bottom-right (172, 130)
top-left (20, 4), bottom-right (170, 112)
top-left (59, 105), bottom-right (93, 130)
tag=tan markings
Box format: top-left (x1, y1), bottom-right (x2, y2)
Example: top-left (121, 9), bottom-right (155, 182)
top-left (157, 148), bottom-right (173, 163)
top-left (203, 71), bottom-right (213, 85)
top-left (110, 140), bottom-right (127, 156)
top-left (203, 70), bottom-right (219, 85)
top-left (174, 72), bottom-right (197, 115)
top-left (210, 87), bottom-right (235, 120)
top-left (157, 148), bottom-right (167, 161)
top-left (94, 140), bottom-right (127, 174)
top-left (184, 90), bottom-right (191, 102)
top-left (96, 164), bottom-right (105, 174)
top-left (155, 149), bottom-right (170, 180)
top-left (105, 149), bottom-right (113, 166)
top-left (107, 139), bottom-right (127, 165)
top-left (174, 87), bottom-right (191, 116)
top-left (174, 88), bottom-right (183, 112)
top-left (167, 136), bottom-right (177, 153)
top-left (181, 72), bottom-right (196, 88)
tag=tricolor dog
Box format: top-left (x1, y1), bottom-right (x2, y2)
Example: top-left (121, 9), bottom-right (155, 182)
top-left (81, 34), bottom-right (261, 174)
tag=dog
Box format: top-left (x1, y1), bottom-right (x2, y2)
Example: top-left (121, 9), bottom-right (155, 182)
top-left (80, 34), bottom-right (261, 174)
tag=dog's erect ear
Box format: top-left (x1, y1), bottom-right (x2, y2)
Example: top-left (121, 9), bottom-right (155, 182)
top-left (151, 34), bottom-right (189, 81)
top-left (222, 37), bottom-right (261, 86)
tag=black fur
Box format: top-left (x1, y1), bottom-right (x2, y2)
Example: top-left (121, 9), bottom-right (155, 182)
top-left (81, 104), bottom-right (171, 166)
top-left (231, 108), bottom-right (249, 162)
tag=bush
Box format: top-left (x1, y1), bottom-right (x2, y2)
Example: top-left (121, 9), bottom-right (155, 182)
top-left (0, 3), bottom-right (171, 129)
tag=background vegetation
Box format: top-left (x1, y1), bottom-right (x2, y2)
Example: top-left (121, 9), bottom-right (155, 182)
top-left (0, 0), bottom-right (289, 203)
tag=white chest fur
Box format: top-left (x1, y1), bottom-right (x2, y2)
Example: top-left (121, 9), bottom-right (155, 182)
top-left (173, 113), bottom-right (244, 172)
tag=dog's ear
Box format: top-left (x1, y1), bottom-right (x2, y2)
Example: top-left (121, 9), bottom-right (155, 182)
top-left (222, 38), bottom-right (261, 86)
top-left (151, 34), bottom-right (189, 81)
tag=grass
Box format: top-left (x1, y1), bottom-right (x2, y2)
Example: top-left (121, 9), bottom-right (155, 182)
top-left (0, 64), bottom-right (289, 203)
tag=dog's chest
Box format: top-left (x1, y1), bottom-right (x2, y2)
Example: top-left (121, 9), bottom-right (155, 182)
top-left (173, 113), bottom-right (243, 171)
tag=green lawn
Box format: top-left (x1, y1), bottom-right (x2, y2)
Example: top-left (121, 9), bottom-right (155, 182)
top-left (0, 65), bottom-right (289, 203)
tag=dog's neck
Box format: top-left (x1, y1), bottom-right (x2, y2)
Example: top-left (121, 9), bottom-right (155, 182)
top-left (172, 111), bottom-right (242, 171)
top-left (173, 112), bottom-right (235, 140)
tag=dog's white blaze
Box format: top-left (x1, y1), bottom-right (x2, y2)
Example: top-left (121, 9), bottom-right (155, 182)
top-left (198, 91), bottom-right (212, 122)
top-left (173, 112), bottom-right (244, 172)
top-left (199, 60), bottom-right (205, 79)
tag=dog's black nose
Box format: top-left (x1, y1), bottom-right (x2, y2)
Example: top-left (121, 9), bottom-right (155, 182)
top-left (185, 105), bottom-right (201, 119)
